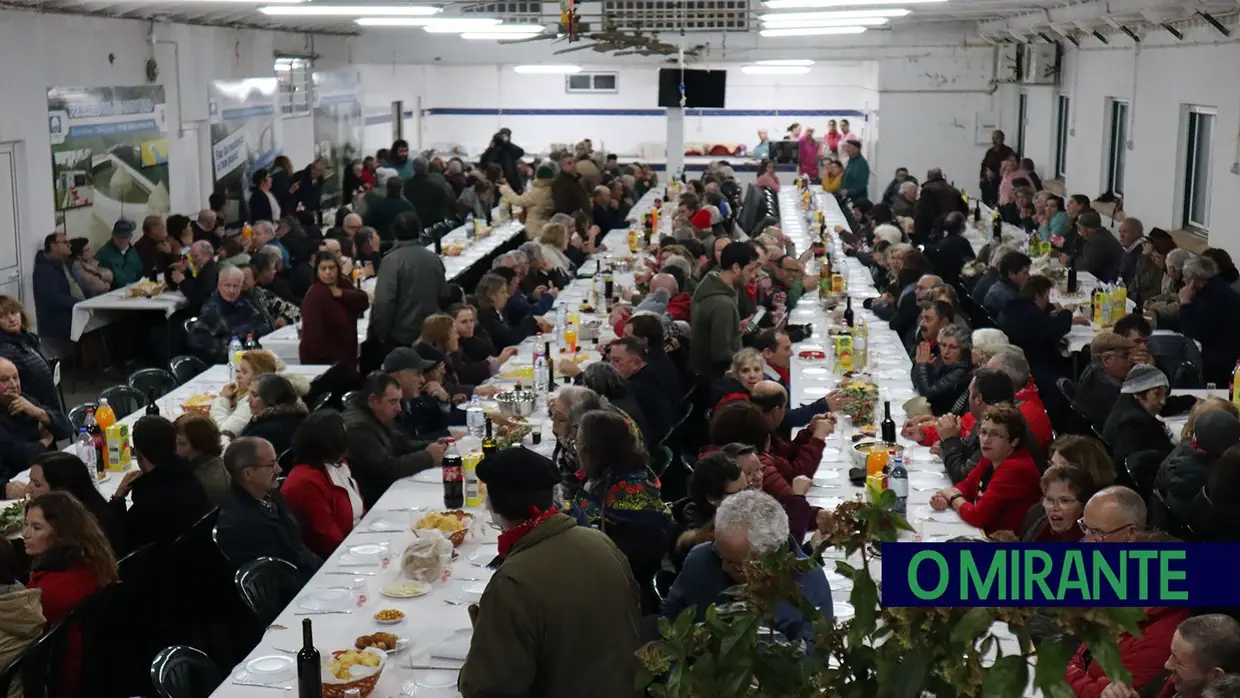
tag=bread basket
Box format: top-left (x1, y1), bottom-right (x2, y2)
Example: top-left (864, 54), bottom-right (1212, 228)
top-left (180, 394), bottom-right (215, 416)
top-left (321, 647), bottom-right (385, 698)
top-left (415, 510), bottom-right (473, 547)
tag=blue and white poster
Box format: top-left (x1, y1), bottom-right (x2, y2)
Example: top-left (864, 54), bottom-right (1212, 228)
top-left (47, 85), bottom-right (171, 243)
top-left (312, 70), bottom-right (363, 208)
top-left (207, 78), bottom-right (279, 219)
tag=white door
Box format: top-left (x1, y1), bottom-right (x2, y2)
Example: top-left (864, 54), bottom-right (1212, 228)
top-left (0, 144), bottom-right (21, 302)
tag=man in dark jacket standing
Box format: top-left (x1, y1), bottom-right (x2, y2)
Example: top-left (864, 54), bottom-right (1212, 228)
top-left (1179, 255), bottom-right (1240, 385)
top-left (403, 157), bottom-right (454, 230)
top-left (480, 128), bottom-right (525, 194)
top-left (368, 212), bottom-right (445, 353)
top-left (108, 416), bottom-right (211, 555)
top-left (343, 371), bottom-right (446, 508)
top-left (364, 176), bottom-right (414, 240)
top-left (914, 168), bottom-right (968, 245)
top-left (979, 130), bottom-right (1014, 207)
top-left (690, 243), bottom-right (759, 378)
top-left (31, 232), bottom-right (82, 346)
top-left (607, 338), bottom-right (672, 444)
top-left (216, 436), bottom-right (322, 583)
top-left (292, 158), bottom-right (325, 222)
top-left (551, 151), bottom-right (592, 222)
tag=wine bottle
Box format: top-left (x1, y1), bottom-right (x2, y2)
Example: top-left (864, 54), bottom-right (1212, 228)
top-left (1067, 255), bottom-right (1079, 293)
top-left (544, 340), bottom-right (556, 390)
top-left (880, 401), bottom-right (896, 443)
top-left (843, 296), bottom-right (854, 329)
top-left (991, 215), bottom-right (1001, 241)
top-left (296, 618), bottom-right (322, 698)
top-left (482, 418), bottom-right (497, 458)
top-left (144, 391), bottom-right (160, 417)
top-left (974, 199), bottom-right (981, 225)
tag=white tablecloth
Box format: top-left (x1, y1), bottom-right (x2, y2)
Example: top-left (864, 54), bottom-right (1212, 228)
top-left (70, 284), bottom-right (187, 341)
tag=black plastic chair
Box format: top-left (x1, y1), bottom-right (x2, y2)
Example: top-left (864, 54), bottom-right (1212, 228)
top-left (169, 355), bottom-right (209, 384)
top-left (99, 384), bottom-right (146, 418)
top-left (150, 646), bottom-right (222, 698)
top-left (1124, 450), bottom-right (1165, 501)
top-left (181, 316), bottom-right (198, 338)
top-left (234, 557), bottom-right (302, 627)
top-left (341, 390), bottom-right (362, 406)
top-left (307, 391), bottom-right (332, 412)
top-left (68, 401), bottom-right (98, 430)
top-left (278, 448), bottom-right (296, 471)
top-left (129, 367), bottom-right (179, 401)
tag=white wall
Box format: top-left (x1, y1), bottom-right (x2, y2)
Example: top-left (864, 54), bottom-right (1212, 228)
top-left (1014, 25), bottom-right (1240, 257)
top-left (0, 9), bottom-right (351, 306)
top-left (358, 62), bottom-right (880, 160)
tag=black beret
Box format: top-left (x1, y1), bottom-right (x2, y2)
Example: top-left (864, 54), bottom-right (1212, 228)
top-left (476, 447), bottom-right (559, 495)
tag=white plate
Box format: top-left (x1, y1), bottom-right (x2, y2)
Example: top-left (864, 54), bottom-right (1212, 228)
top-left (809, 496), bottom-right (844, 509)
top-left (834, 601), bottom-right (855, 620)
top-left (818, 448), bottom-right (843, 462)
top-left (299, 588), bottom-right (354, 612)
top-left (811, 470), bottom-right (842, 485)
top-left (803, 386), bottom-right (831, 397)
top-left (373, 610), bottom-right (406, 625)
top-left (416, 670), bottom-right (459, 689)
top-left (245, 655), bottom-right (294, 679)
top-left (909, 472), bottom-right (949, 490)
top-left (380, 581), bottom-right (429, 599)
top-left (905, 445), bottom-right (935, 461)
top-left (368, 518), bottom-right (407, 532)
top-left (913, 506), bottom-right (962, 524)
top-left (348, 544), bottom-right (386, 559)
top-left (460, 582), bottom-right (487, 599)
top-left (469, 546), bottom-right (498, 566)
top-left (802, 367), bottom-right (831, 376)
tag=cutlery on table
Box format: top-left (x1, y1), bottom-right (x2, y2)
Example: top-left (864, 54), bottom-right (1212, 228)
top-left (442, 599), bottom-right (464, 606)
top-left (294, 610), bottom-right (352, 616)
top-left (232, 681), bottom-right (292, 690)
top-left (326, 571), bottom-right (374, 576)
top-left (409, 664), bottom-right (462, 671)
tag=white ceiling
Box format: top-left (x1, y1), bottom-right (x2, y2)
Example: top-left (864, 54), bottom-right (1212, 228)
top-left (5, 0), bottom-right (1236, 39)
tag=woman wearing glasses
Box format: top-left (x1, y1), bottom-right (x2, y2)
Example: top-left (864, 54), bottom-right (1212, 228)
top-left (1023, 463), bottom-right (1098, 542)
top-left (931, 403), bottom-right (1042, 536)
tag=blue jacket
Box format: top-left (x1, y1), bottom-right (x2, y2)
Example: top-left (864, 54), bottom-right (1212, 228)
top-left (662, 539), bottom-right (833, 642)
top-left (187, 292), bottom-right (273, 363)
top-left (504, 289), bottom-right (554, 327)
top-left (31, 252), bottom-right (80, 341)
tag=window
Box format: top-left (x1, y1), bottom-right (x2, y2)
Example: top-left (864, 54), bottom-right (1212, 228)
top-left (566, 72), bottom-right (619, 93)
top-left (1106, 99), bottom-right (1129, 196)
top-left (1054, 95), bottom-right (1070, 178)
top-left (275, 56), bottom-right (312, 117)
top-left (1183, 106), bottom-right (1216, 231)
top-left (1016, 92), bottom-right (1028, 158)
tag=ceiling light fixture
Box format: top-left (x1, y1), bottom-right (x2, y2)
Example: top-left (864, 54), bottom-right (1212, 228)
top-left (758, 8), bottom-right (909, 20)
top-left (260, 4), bottom-right (438, 15)
top-left (742, 65), bottom-right (812, 74)
top-left (754, 59), bottom-right (815, 66)
top-left (423, 20), bottom-right (533, 32)
top-left (759, 25), bottom-right (868, 37)
top-left (764, 0), bottom-right (942, 9)
top-left (356, 16), bottom-right (498, 27)
top-left (513, 64), bottom-right (582, 74)
top-left (761, 17), bottom-right (889, 28)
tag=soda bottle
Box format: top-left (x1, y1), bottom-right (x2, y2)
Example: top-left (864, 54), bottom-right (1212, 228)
top-left (95, 398), bottom-right (115, 431)
top-left (85, 409), bottom-right (106, 481)
top-left (442, 439), bottom-right (464, 509)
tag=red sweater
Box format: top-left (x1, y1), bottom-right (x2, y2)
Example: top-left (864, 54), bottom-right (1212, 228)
top-left (281, 463), bottom-right (365, 557)
top-left (299, 278), bottom-right (370, 376)
top-left (954, 449), bottom-right (1042, 535)
top-left (919, 380), bottom-right (1053, 450)
top-left (667, 293), bottom-right (692, 324)
top-left (768, 430), bottom-right (827, 481)
top-left (1065, 607), bottom-right (1189, 698)
top-left (28, 562), bottom-right (100, 694)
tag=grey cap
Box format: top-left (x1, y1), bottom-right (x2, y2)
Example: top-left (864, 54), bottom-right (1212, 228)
top-left (382, 347), bottom-right (436, 373)
top-left (1194, 410), bottom-right (1240, 456)
top-left (1120, 364), bottom-right (1168, 394)
top-left (112, 218), bottom-right (137, 238)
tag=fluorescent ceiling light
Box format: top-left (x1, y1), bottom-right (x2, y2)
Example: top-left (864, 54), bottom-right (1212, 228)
top-left (759, 25), bottom-right (869, 36)
top-left (742, 65), bottom-right (812, 74)
top-left (513, 64), bottom-right (581, 74)
top-left (762, 16), bottom-right (889, 27)
top-left (424, 22), bottom-right (540, 33)
top-left (260, 4), bottom-right (438, 15)
top-left (759, 8), bottom-right (910, 20)
top-left (461, 31), bottom-right (543, 39)
top-left (754, 59), bottom-right (815, 66)
top-left (764, 0), bottom-right (943, 8)
top-left (356, 16), bottom-right (498, 27)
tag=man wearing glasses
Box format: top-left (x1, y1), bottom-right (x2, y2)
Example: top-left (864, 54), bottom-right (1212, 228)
top-left (1077, 485), bottom-right (1145, 542)
top-left (32, 231), bottom-right (84, 350)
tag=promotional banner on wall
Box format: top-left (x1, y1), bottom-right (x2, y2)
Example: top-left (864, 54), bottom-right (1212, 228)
top-left (48, 85), bottom-right (171, 244)
top-left (208, 78), bottom-right (279, 221)
top-left (312, 70), bottom-right (363, 209)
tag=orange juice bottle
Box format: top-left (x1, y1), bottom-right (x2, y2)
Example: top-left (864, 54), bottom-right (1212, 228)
top-left (865, 448), bottom-right (888, 476)
top-left (95, 398), bottom-right (116, 431)
top-left (242, 223), bottom-right (253, 242)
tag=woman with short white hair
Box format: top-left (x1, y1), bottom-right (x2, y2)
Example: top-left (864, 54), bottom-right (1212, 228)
top-left (971, 328), bottom-right (1010, 367)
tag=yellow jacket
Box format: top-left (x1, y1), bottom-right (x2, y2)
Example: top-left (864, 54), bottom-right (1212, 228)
top-left (822, 174), bottom-right (842, 193)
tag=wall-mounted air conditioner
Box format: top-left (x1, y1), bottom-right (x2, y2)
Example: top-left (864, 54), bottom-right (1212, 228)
top-left (1023, 43), bottom-right (1062, 85)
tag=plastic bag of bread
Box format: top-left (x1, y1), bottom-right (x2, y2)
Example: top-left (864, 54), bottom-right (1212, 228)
top-left (402, 529), bottom-right (453, 584)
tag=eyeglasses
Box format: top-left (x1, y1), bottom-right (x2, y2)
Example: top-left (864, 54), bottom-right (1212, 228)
top-left (1077, 518), bottom-right (1134, 539)
top-left (1043, 496), bottom-right (1079, 510)
top-left (939, 342), bottom-right (962, 351)
top-left (247, 460), bottom-right (278, 470)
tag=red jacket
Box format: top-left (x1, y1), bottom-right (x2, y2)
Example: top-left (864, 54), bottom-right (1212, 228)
top-left (29, 562), bottom-right (100, 694)
top-left (1065, 607), bottom-right (1189, 698)
top-left (919, 380), bottom-right (1053, 450)
top-left (667, 293), bottom-right (692, 324)
top-left (768, 430), bottom-right (827, 481)
top-left (299, 278), bottom-right (370, 377)
top-left (955, 448), bottom-right (1042, 535)
top-left (281, 463), bottom-right (365, 557)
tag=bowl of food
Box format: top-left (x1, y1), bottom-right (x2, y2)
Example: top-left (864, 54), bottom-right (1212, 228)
top-left (415, 510), bottom-right (473, 547)
top-left (322, 647), bottom-right (385, 698)
top-left (127, 279), bottom-right (164, 298)
top-left (850, 440), bottom-right (906, 469)
top-left (181, 393), bottom-right (214, 415)
top-left (578, 319), bottom-right (604, 341)
top-left (494, 389), bottom-right (536, 418)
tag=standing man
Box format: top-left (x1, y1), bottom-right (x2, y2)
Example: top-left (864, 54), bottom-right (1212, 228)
top-left (690, 242), bottom-right (760, 379)
top-left (752, 129), bottom-right (771, 160)
top-left (368, 211), bottom-right (446, 356)
top-left (480, 128), bottom-right (526, 194)
top-left (839, 141), bottom-right (870, 201)
top-left (292, 158), bottom-right (326, 223)
top-left (979, 130), bottom-right (1015, 207)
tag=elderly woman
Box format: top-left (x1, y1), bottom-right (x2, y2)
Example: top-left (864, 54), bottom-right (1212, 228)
top-left (567, 409), bottom-right (669, 613)
top-left (1146, 248), bottom-right (1195, 325)
top-left (912, 323), bottom-right (973, 415)
top-left (550, 386), bottom-right (604, 490)
top-left (239, 373), bottom-right (308, 457)
top-left (518, 240), bottom-right (558, 296)
top-left (1155, 401), bottom-right (1240, 524)
top-left (932, 403), bottom-right (1042, 535)
top-left (538, 222), bottom-right (575, 275)
top-left (473, 273), bottom-right (552, 350)
top-left (1102, 364), bottom-right (1175, 466)
top-left (971, 328), bottom-right (1010, 368)
top-left (173, 413), bottom-right (230, 507)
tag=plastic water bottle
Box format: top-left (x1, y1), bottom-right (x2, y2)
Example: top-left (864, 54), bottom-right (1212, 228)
top-left (464, 213), bottom-right (475, 242)
top-left (227, 335), bottom-right (244, 378)
top-left (890, 455), bottom-right (908, 515)
top-left (533, 348), bottom-right (549, 404)
top-left (76, 428), bottom-right (96, 474)
top-left (556, 302), bottom-right (568, 342)
top-left (465, 395), bottom-right (485, 438)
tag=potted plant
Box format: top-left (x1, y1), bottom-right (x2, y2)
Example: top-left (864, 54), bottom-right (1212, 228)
top-left (637, 491), bottom-right (1146, 698)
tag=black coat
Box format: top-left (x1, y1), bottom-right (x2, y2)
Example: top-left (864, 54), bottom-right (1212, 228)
top-left (998, 297), bottom-right (1072, 372)
top-left (627, 365), bottom-right (673, 445)
top-left (925, 233), bottom-right (976, 288)
top-left (1102, 394), bottom-right (1173, 467)
top-left (477, 308), bottom-right (538, 350)
top-left (914, 179), bottom-right (967, 243)
top-left (0, 393), bottom-right (72, 479)
top-left (911, 358), bottom-right (971, 416)
top-left (111, 460), bottom-right (212, 555)
top-left (248, 187), bottom-right (275, 223)
top-left (0, 331), bottom-right (59, 412)
top-left (240, 407), bottom-right (308, 459)
top-left (480, 140), bottom-right (526, 195)
top-left (172, 260), bottom-right (219, 316)
top-left (403, 174), bottom-right (454, 229)
top-left (1179, 276), bottom-right (1240, 385)
top-left (215, 485), bottom-right (322, 582)
top-left (292, 166), bottom-right (323, 217)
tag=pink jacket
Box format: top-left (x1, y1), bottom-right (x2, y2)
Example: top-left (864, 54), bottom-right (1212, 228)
top-left (999, 168), bottom-right (1032, 205)
top-left (798, 136), bottom-right (819, 177)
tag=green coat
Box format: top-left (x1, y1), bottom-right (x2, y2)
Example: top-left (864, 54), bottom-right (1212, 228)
top-left (363, 194), bottom-right (416, 240)
top-left (841, 154), bottom-right (870, 201)
top-left (459, 514), bottom-right (642, 698)
top-left (689, 271), bottom-right (741, 377)
top-left (95, 240), bottom-right (145, 288)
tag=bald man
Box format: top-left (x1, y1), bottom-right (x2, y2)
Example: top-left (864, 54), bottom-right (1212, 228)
top-left (892, 274), bottom-right (943, 348)
top-left (1080, 485), bottom-right (1146, 543)
top-left (0, 357), bottom-right (71, 493)
top-left (749, 380), bottom-right (834, 479)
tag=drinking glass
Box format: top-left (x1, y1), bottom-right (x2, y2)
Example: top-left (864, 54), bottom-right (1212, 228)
top-left (834, 414), bottom-right (853, 447)
top-left (564, 325), bottom-right (579, 353)
top-left (1207, 383), bottom-right (1217, 397)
